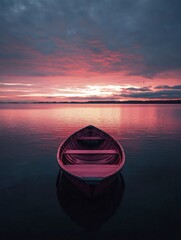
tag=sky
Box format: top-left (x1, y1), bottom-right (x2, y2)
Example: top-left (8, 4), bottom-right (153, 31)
top-left (0, 0), bottom-right (181, 102)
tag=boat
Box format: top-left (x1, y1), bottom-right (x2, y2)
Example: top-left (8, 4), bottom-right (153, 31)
top-left (57, 125), bottom-right (125, 189)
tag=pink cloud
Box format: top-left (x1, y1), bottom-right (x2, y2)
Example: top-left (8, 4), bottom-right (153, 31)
top-left (1, 38), bottom-right (181, 102)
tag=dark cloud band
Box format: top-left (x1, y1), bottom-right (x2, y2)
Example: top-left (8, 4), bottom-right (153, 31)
top-left (0, 0), bottom-right (181, 78)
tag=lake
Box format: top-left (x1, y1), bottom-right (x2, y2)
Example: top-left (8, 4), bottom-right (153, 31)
top-left (0, 104), bottom-right (181, 240)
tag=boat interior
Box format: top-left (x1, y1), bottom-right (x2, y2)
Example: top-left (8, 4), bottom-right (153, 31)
top-left (61, 126), bottom-right (123, 161)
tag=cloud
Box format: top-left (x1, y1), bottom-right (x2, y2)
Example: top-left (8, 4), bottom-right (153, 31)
top-left (121, 87), bottom-right (181, 99)
top-left (0, 0), bottom-right (181, 78)
top-left (125, 86), bottom-right (151, 92)
top-left (0, 82), bottom-right (32, 87)
top-left (155, 85), bottom-right (181, 90)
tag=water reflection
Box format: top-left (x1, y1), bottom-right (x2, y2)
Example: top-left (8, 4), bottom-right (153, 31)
top-left (0, 104), bottom-right (180, 239)
top-left (56, 171), bottom-right (125, 231)
top-left (1, 104), bottom-right (180, 142)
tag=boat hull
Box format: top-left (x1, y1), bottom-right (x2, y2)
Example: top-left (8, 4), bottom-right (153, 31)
top-left (63, 169), bottom-right (120, 197)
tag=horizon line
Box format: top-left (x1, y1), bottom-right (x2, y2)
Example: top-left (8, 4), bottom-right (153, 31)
top-left (0, 100), bottom-right (181, 104)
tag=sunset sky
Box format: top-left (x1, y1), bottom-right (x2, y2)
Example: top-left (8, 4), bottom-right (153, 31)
top-left (0, 0), bottom-right (181, 102)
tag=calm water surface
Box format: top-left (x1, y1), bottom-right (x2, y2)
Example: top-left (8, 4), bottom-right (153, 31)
top-left (0, 104), bottom-right (181, 240)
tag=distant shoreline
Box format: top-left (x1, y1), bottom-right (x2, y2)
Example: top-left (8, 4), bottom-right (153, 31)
top-left (0, 100), bottom-right (181, 104)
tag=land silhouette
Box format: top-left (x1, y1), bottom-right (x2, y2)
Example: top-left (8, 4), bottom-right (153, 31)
top-left (0, 100), bottom-right (180, 104)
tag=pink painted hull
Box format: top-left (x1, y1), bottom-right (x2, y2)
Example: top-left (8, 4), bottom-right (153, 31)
top-left (57, 125), bottom-right (125, 185)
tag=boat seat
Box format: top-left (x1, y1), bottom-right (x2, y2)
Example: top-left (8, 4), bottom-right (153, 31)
top-left (77, 136), bottom-right (104, 140)
top-left (63, 149), bottom-right (118, 155)
top-left (63, 164), bottom-right (119, 178)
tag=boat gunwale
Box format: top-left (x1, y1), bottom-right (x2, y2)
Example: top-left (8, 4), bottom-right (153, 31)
top-left (57, 125), bottom-right (125, 181)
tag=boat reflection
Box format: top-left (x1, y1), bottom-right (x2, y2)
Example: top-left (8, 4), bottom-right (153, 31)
top-left (56, 171), bottom-right (125, 231)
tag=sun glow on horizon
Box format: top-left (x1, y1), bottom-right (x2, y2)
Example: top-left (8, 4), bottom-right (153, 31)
top-left (1, 80), bottom-right (181, 102)
top-left (17, 85), bottom-right (122, 99)
top-left (16, 84), bottom-right (141, 99)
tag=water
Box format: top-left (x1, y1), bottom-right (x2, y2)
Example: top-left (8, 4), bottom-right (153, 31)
top-left (0, 104), bottom-right (181, 240)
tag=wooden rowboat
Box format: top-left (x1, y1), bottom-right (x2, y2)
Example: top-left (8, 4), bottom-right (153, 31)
top-left (57, 125), bottom-right (125, 186)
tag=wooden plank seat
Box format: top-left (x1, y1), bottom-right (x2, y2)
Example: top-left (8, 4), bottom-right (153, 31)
top-left (63, 149), bottom-right (118, 155)
top-left (77, 136), bottom-right (104, 140)
top-left (63, 164), bottom-right (119, 178)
